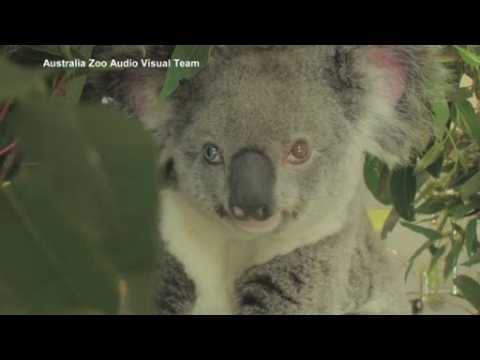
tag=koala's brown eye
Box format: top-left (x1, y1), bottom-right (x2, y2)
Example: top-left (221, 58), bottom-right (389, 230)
top-left (286, 140), bottom-right (311, 165)
top-left (203, 143), bottom-right (223, 165)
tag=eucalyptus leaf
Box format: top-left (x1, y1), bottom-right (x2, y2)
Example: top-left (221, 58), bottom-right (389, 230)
top-left (447, 200), bottom-right (480, 219)
top-left (453, 275), bottom-right (480, 312)
top-left (1, 98), bottom-right (157, 314)
top-left (465, 219), bottom-right (479, 259)
top-left (2, 100), bottom-right (121, 314)
top-left (426, 153), bottom-right (444, 178)
top-left (458, 171), bottom-right (480, 201)
top-left (61, 45), bottom-right (95, 104)
top-left (457, 100), bottom-right (480, 145)
top-left (428, 245), bottom-right (447, 274)
top-left (444, 231), bottom-right (464, 278)
top-left (400, 222), bottom-right (443, 241)
top-left (405, 239), bottom-right (438, 282)
top-left (77, 104), bottom-right (158, 275)
top-left (452, 166), bottom-right (480, 188)
top-left (0, 56), bottom-right (48, 99)
top-left (416, 195), bottom-right (460, 215)
top-left (454, 46), bottom-right (480, 67)
top-left (401, 221), bottom-right (443, 281)
top-left (417, 141), bottom-right (445, 173)
top-left (432, 99), bottom-right (450, 138)
top-left (364, 154), bottom-right (392, 205)
top-left (390, 166), bottom-right (417, 221)
top-left (380, 208), bottom-right (400, 240)
top-left (60, 45), bottom-right (73, 60)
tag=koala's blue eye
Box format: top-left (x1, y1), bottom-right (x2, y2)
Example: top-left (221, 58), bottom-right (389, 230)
top-left (203, 143), bottom-right (223, 165)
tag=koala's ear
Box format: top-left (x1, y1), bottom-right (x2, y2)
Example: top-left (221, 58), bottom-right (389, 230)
top-left (363, 47), bottom-right (409, 107)
top-left (85, 45), bottom-right (175, 131)
top-left (157, 135), bottom-right (178, 185)
top-left (334, 45), bottom-right (449, 167)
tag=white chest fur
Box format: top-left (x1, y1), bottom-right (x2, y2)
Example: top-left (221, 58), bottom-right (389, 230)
top-left (160, 190), bottom-right (244, 314)
top-left (159, 189), bottom-right (349, 315)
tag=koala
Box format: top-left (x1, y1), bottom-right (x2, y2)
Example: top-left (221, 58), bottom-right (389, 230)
top-left (88, 45), bottom-right (448, 315)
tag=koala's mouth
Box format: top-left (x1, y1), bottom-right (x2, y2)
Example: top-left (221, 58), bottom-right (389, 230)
top-left (215, 205), bottom-right (285, 235)
top-left (232, 212), bottom-right (283, 235)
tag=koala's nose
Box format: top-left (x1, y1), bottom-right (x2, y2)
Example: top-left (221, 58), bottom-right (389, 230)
top-left (228, 148), bottom-right (275, 222)
top-left (230, 204), bottom-right (272, 222)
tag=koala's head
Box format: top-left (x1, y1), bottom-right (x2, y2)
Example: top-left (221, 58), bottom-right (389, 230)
top-left (103, 45), bottom-right (448, 236)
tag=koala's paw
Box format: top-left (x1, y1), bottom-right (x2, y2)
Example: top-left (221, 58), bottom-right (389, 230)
top-left (234, 266), bottom-right (306, 315)
top-left (155, 251), bottom-right (196, 315)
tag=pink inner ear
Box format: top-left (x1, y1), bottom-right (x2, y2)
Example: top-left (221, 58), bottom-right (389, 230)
top-left (367, 48), bottom-right (407, 106)
top-left (126, 72), bottom-right (156, 118)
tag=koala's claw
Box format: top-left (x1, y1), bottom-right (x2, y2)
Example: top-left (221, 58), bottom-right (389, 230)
top-left (235, 270), bottom-right (302, 315)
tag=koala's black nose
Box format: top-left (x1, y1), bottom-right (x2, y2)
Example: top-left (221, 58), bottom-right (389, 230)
top-left (230, 204), bottom-right (272, 222)
top-left (228, 148), bottom-right (275, 222)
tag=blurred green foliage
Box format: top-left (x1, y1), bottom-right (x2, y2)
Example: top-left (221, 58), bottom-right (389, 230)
top-left (0, 45), bottom-right (159, 314)
top-left (0, 44), bottom-right (212, 315)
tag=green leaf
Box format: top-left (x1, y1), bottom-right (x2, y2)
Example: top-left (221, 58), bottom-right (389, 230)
top-left (428, 245), bottom-right (447, 273)
top-left (426, 153), bottom-right (444, 179)
top-left (432, 99), bottom-right (450, 138)
top-left (444, 229), bottom-right (464, 279)
top-left (364, 154), bottom-right (392, 205)
top-left (60, 45), bottom-right (73, 60)
top-left (77, 105), bottom-right (158, 275)
top-left (415, 197), bottom-right (447, 215)
top-left (0, 56), bottom-right (48, 99)
top-left (70, 103), bottom-right (159, 314)
top-left (1, 102), bottom-right (120, 314)
top-left (457, 101), bottom-right (480, 145)
top-left (380, 208), bottom-right (400, 240)
top-left (401, 221), bottom-right (444, 281)
top-left (417, 141), bottom-right (445, 173)
top-left (400, 222), bottom-right (443, 241)
top-left (465, 219), bottom-right (479, 259)
top-left (452, 166), bottom-right (480, 188)
top-left (159, 45), bottom-right (211, 99)
top-left (121, 270), bottom-right (155, 315)
top-left (0, 98), bottom-right (157, 314)
top-left (62, 45), bottom-right (95, 104)
top-left (390, 166), bottom-right (417, 221)
top-left (0, 187), bottom-right (75, 314)
top-left (405, 239), bottom-right (437, 282)
top-left (453, 275), bottom-right (480, 312)
top-left (447, 200), bottom-right (480, 219)
top-left (455, 46), bottom-right (480, 67)
top-left (458, 171), bottom-right (480, 201)
top-left (416, 195), bottom-right (460, 215)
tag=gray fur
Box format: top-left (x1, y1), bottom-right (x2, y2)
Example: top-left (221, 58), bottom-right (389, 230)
top-left (90, 45), bottom-right (449, 315)
top-left (154, 250), bottom-right (196, 315)
top-left (235, 196), bottom-right (407, 315)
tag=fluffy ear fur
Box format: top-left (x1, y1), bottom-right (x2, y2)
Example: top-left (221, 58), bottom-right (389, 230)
top-left (84, 45), bottom-right (177, 155)
top-left (84, 45), bottom-right (175, 129)
top-left (329, 45), bottom-right (450, 167)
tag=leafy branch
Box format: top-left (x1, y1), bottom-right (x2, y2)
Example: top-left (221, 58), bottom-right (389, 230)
top-left (365, 45), bottom-right (480, 314)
